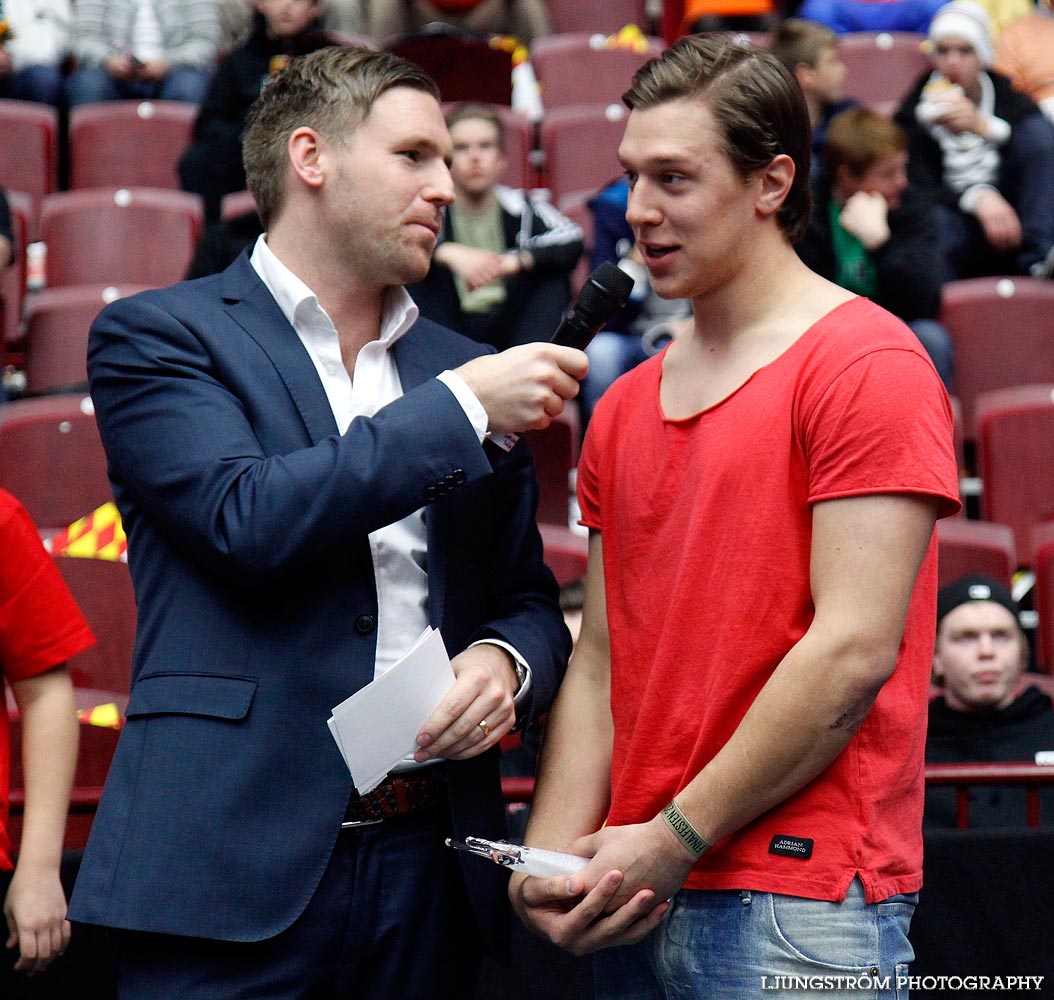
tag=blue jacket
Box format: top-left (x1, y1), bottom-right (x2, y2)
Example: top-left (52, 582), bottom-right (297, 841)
top-left (68, 253), bottom-right (570, 946)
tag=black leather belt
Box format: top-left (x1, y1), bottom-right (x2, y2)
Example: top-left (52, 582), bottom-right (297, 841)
top-left (341, 767), bottom-right (446, 829)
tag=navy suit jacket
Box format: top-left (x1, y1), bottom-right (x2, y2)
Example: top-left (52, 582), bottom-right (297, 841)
top-left (68, 254), bottom-right (570, 946)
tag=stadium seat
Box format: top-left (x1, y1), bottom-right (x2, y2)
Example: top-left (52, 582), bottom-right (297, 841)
top-left (546, 0), bottom-right (647, 35)
top-left (40, 188), bottom-right (204, 288)
top-left (22, 284), bottom-right (152, 394)
top-left (975, 385), bottom-right (1054, 567)
top-left (390, 29), bottom-right (513, 104)
top-left (220, 189), bottom-right (258, 220)
top-left (0, 190), bottom-right (30, 356)
top-left (539, 103), bottom-right (628, 209)
top-left (530, 32), bottom-right (663, 111)
top-left (1031, 522), bottom-right (1054, 673)
top-left (936, 517), bottom-right (1017, 588)
top-left (527, 403), bottom-right (581, 527)
top-left (0, 394), bottom-right (112, 534)
top-left (0, 98), bottom-right (58, 238)
top-left (538, 523), bottom-right (589, 586)
top-left (838, 31), bottom-right (930, 110)
top-left (54, 555), bottom-right (136, 694)
top-left (69, 99), bottom-right (198, 190)
top-left (442, 101), bottom-right (535, 189)
top-left (939, 277), bottom-right (1054, 439)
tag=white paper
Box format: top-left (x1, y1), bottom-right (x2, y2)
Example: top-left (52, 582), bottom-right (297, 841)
top-left (328, 627), bottom-right (455, 794)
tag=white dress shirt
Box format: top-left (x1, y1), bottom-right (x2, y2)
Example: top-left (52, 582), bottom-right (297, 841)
top-left (249, 236), bottom-right (529, 701)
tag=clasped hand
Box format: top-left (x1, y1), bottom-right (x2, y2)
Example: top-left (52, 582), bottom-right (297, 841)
top-left (510, 817), bottom-right (696, 955)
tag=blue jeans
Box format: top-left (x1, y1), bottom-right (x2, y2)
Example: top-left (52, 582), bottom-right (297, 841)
top-left (0, 64), bottom-right (64, 106)
top-left (66, 66), bottom-right (212, 108)
top-left (595, 877), bottom-right (917, 1000)
top-left (906, 319), bottom-right (954, 392)
top-left (581, 331), bottom-right (649, 423)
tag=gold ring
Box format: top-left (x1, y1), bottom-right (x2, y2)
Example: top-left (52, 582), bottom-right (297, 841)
top-left (478, 719), bottom-right (492, 738)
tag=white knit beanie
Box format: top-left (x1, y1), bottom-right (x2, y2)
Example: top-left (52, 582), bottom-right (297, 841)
top-left (929, 1), bottom-right (995, 67)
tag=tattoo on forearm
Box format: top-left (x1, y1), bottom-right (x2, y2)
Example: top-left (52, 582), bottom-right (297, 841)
top-left (829, 702), bottom-right (868, 734)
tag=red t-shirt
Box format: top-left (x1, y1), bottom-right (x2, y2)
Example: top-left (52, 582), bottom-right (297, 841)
top-left (578, 298), bottom-right (961, 903)
top-left (0, 490), bottom-right (94, 868)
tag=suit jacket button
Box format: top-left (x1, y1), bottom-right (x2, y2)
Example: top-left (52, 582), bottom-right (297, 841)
top-left (453, 469), bottom-right (465, 484)
top-left (425, 486), bottom-right (439, 502)
top-left (355, 614), bottom-right (376, 635)
top-left (443, 473), bottom-right (456, 487)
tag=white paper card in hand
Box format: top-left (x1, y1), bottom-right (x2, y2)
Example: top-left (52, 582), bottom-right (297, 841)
top-left (328, 627), bottom-right (454, 794)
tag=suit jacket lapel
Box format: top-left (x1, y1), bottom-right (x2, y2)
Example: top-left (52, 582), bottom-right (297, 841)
top-left (220, 254), bottom-right (338, 446)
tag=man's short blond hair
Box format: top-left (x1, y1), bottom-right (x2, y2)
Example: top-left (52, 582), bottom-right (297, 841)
top-left (242, 45), bottom-right (439, 227)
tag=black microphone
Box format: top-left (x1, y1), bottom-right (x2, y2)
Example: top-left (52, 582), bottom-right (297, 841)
top-left (485, 263), bottom-right (634, 454)
top-left (549, 261), bottom-right (635, 351)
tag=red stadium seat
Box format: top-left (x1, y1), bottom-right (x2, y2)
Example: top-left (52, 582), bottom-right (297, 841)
top-left (838, 31), bottom-right (930, 110)
top-left (546, 0), bottom-right (647, 35)
top-left (54, 555), bottom-right (136, 695)
top-left (527, 403), bottom-right (581, 527)
top-left (936, 518), bottom-right (1017, 588)
top-left (939, 277), bottom-right (1054, 440)
top-left (975, 385), bottom-right (1054, 566)
top-left (0, 394), bottom-right (112, 534)
top-left (530, 32), bottom-right (662, 111)
top-left (538, 523), bottom-right (589, 586)
top-left (40, 188), bottom-right (204, 288)
top-left (539, 103), bottom-right (628, 209)
top-left (1033, 522), bottom-right (1054, 673)
top-left (0, 99), bottom-right (58, 238)
top-left (220, 189), bottom-right (258, 221)
top-left (69, 100), bottom-right (198, 190)
top-left (391, 30), bottom-right (513, 104)
top-left (22, 284), bottom-right (153, 394)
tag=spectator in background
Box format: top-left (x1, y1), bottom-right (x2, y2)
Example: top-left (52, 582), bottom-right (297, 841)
top-left (320, 0), bottom-right (367, 36)
top-left (796, 0), bottom-right (945, 33)
top-left (770, 19), bottom-right (854, 177)
top-left (179, 0), bottom-right (333, 222)
top-left (366, 0), bottom-right (550, 44)
top-left (409, 103), bottom-right (582, 351)
top-left (926, 574), bottom-right (1054, 827)
top-left (0, 0), bottom-right (70, 106)
top-left (974, 0), bottom-right (1033, 35)
top-left (65, 0), bottom-right (219, 108)
top-left (797, 107), bottom-right (955, 388)
top-left (0, 489), bottom-right (90, 982)
top-left (895, 0), bottom-right (1054, 280)
top-left (994, 0), bottom-right (1054, 123)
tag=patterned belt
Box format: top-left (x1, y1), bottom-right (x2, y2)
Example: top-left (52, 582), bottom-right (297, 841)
top-left (341, 768), bottom-right (446, 829)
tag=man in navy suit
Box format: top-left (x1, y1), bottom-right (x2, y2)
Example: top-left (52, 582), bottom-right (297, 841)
top-left (68, 45), bottom-right (583, 999)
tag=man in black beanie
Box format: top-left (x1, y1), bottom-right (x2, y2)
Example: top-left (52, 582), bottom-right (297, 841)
top-left (926, 573), bottom-right (1054, 826)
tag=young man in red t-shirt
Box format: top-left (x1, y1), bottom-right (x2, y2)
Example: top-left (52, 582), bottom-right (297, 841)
top-left (511, 35), bottom-right (961, 998)
top-left (0, 489), bottom-right (91, 979)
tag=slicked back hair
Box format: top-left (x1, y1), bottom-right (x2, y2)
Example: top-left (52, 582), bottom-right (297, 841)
top-left (622, 34), bottom-right (813, 243)
top-left (243, 45), bottom-right (439, 227)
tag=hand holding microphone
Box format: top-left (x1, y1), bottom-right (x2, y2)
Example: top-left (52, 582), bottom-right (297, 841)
top-left (455, 262), bottom-right (634, 439)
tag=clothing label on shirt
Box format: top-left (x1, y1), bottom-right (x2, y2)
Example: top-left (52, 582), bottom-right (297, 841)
top-left (768, 835), bottom-right (814, 860)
